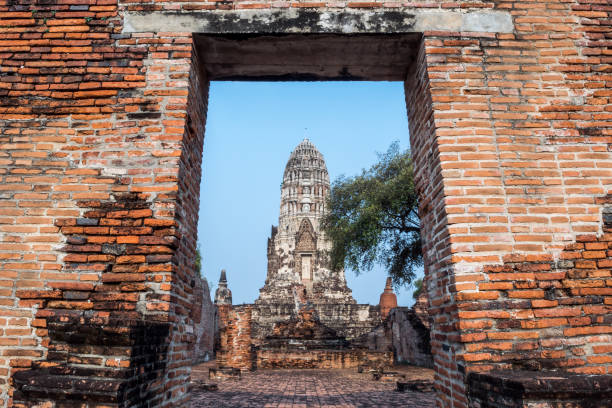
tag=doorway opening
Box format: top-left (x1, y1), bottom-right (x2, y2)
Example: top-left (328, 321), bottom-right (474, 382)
top-left (181, 30), bottom-right (443, 406)
top-left (193, 32), bottom-right (426, 305)
top-left (199, 80), bottom-right (416, 307)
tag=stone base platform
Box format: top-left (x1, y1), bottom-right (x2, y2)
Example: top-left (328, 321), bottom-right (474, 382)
top-left (256, 349), bottom-right (393, 370)
top-left (468, 370), bottom-right (612, 408)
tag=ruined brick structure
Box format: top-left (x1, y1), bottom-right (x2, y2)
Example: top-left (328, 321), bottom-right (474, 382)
top-left (255, 298), bottom-right (393, 370)
top-left (214, 140), bottom-right (390, 371)
top-left (388, 304), bottom-right (434, 369)
top-left (364, 290), bottom-right (433, 368)
top-left (252, 139), bottom-right (382, 341)
top-left (215, 304), bottom-right (255, 372)
top-left (1, 1), bottom-right (611, 407)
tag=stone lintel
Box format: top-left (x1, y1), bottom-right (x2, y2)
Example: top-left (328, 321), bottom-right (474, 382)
top-left (122, 9), bottom-right (514, 34)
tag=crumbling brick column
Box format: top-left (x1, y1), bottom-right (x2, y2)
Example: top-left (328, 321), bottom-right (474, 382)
top-left (216, 305), bottom-right (254, 372)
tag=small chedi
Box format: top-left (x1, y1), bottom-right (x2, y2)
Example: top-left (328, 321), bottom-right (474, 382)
top-left (214, 269), bottom-right (232, 305)
top-left (214, 139), bottom-right (431, 371)
top-left (379, 277), bottom-right (398, 319)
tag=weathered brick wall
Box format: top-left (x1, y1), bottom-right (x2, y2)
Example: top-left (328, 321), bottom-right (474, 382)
top-left (0, 0), bottom-right (208, 405)
top-left (216, 305), bottom-right (254, 372)
top-left (467, 370), bottom-right (612, 408)
top-left (405, 2), bottom-right (612, 407)
top-left (359, 323), bottom-right (392, 352)
top-left (1, 0), bottom-right (611, 407)
top-left (251, 302), bottom-right (382, 342)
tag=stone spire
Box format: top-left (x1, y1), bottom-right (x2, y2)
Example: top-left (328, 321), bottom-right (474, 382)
top-left (279, 138), bottom-right (330, 231)
top-left (214, 269), bottom-right (232, 305)
top-left (379, 277), bottom-right (397, 319)
top-left (251, 139), bottom-right (382, 342)
top-left (257, 139), bottom-right (354, 304)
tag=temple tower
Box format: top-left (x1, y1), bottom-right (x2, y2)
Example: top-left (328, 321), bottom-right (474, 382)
top-left (253, 139), bottom-right (380, 341)
top-left (258, 139), bottom-right (354, 304)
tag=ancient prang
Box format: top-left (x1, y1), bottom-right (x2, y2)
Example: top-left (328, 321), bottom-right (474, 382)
top-left (252, 139), bottom-right (381, 341)
top-left (215, 140), bottom-right (399, 371)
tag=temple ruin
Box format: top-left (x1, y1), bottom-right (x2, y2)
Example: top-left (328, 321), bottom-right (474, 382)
top-left (253, 139), bottom-right (381, 341)
top-left (215, 139), bottom-right (402, 371)
top-left (1, 1), bottom-right (611, 407)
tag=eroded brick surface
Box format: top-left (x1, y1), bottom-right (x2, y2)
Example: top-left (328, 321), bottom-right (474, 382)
top-left (190, 368), bottom-right (436, 408)
top-left (1, 0), bottom-right (611, 407)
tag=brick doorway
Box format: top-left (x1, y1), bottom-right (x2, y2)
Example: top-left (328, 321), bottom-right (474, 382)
top-left (2, 23), bottom-right (484, 408)
top-left (6, 3), bottom-right (608, 408)
top-left (186, 30), bottom-right (441, 401)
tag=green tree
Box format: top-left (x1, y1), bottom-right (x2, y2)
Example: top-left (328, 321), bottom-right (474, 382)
top-left (322, 142), bottom-right (422, 286)
top-left (412, 278), bottom-right (423, 299)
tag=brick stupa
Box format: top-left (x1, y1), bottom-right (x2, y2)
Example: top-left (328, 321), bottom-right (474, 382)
top-left (379, 277), bottom-right (398, 319)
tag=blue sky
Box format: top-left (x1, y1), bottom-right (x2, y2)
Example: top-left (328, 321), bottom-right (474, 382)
top-left (198, 81), bottom-right (423, 306)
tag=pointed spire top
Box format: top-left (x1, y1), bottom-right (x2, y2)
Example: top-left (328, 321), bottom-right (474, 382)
top-left (290, 137), bottom-right (319, 157)
top-left (215, 269), bottom-right (232, 305)
top-left (384, 277), bottom-right (393, 292)
top-left (379, 276), bottom-right (398, 319)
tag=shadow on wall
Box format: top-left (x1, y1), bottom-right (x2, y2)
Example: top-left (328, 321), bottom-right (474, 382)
top-left (388, 306), bottom-right (433, 369)
top-left (11, 193), bottom-right (174, 406)
top-left (12, 317), bottom-right (170, 406)
top-left (193, 275), bottom-right (215, 363)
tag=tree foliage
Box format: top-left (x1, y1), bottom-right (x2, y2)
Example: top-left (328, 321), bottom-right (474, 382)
top-left (322, 142), bottom-right (422, 286)
top-left (412, 278), bottom-right (423, 299)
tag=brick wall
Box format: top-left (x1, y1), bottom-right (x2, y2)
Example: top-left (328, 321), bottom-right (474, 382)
top-left (216, 305), bottom-right (254, 372)
top-left (1, 0), bottom-right (611, 407)
top-left (405, 2), bottom-right (612, 407)
top-left (257, 349), bottom-right (393, 370)
top-left (251, 302), bottom-right (382, 342)
top-left (0, 0), bottom-right (208, 404)
top-left (467, 370), bottom-right (612, 408)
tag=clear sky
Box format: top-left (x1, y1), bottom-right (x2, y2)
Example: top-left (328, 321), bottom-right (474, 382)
top-left (197, 81), bottom-right (423, 307)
